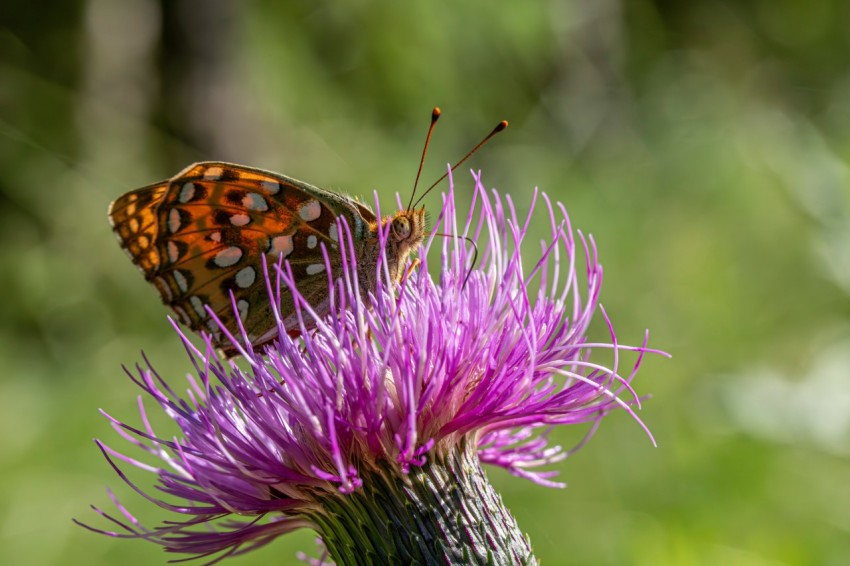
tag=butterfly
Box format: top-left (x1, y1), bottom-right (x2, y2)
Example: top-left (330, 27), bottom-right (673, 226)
top-left (108, 110), bottom-right (506, 355)
top-left (108, 160), bottom-right (428, 354)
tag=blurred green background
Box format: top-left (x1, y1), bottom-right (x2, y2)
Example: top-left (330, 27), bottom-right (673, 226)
top-left (2, 1), bottom-right (849, 564)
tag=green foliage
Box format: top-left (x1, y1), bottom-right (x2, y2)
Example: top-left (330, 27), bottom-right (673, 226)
top-left (1, 1), bottom-right (848, 564)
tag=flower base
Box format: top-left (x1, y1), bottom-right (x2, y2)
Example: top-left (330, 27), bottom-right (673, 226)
top-left (307, 445), bottom-right (537, 565)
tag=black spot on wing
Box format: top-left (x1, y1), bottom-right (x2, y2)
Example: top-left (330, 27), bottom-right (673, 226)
top-left (213, 210), bottom-right (232, 225)
top-left (225, 190), bottom-right (244, 204)
top-left (219, 169), bottom-right (241, 182)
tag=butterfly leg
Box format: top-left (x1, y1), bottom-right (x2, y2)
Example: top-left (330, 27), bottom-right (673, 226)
top-left (402, 258), bottom-right (421, 284)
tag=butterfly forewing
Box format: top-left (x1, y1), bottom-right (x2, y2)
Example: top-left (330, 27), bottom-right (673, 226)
top-left (109, 162), bottom-right (378, 351)
top-left (109, 183), bottom-right (168, 273)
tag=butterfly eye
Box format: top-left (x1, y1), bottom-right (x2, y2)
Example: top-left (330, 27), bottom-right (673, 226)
top-left (392, 217), bottom-right (412, 240)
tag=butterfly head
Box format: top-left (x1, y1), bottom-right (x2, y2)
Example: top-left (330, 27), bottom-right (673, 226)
top-left (383, 207), bottom-right (426, 279)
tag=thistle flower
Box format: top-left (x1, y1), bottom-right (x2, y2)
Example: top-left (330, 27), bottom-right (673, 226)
top-left (78, 172), bottom-right (666, 564)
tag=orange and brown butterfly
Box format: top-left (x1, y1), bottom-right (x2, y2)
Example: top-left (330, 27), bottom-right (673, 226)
top-left (108, 109), bottom-right (507, 355)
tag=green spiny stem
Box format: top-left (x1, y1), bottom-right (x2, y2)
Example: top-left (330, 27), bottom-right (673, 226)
top-left (304, 445), bottom-right (537, 566)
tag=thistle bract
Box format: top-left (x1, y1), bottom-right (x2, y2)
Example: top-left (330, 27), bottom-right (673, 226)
top-left (79, 171), bottom-right (665, 564)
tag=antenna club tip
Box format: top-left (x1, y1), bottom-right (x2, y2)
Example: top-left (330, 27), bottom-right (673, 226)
top-left (496, 120), bottom-right (508, 131)
top-left (432, 107), bottom-right (441, 119)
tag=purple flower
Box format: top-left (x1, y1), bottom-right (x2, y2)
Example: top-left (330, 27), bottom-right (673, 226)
top-left (79, 171), bottom-right (666, 564)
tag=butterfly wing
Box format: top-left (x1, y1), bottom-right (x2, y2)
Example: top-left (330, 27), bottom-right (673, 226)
top-left (109, 182), bottom-right (168, 274)
top-left (109, 161), bottom-right (377, 351)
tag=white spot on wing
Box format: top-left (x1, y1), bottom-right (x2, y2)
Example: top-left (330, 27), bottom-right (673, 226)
top-left (260, 180), bottom-right (280, 194)
top-left (209, 231), bottom-right (221, 242)
top-left (235, 266), bottom-right (256, 288)
top-left (307, 235), bottom-right (317, 249)
top-left (190, 296), bottom-right (207, 318)
top-left (237, 299), bottom-right (249, 321)
top-left (242, 193), bottom-right (268, 212)
top-left (179, 182), bottom-right (196, 203)
top-left (204, 166), bottom-right (223, 180)
top-left (270, 235), bottom-right (293, 257)
top-left (167, 241), bottom-right (179, 263)
top-left (299, 200), bottom-right (321, 221)
top-left (306, 263), bottom-right (325, 275)
top-left (214, 246), bottom-right (243, 268)
top-left (173, 270), bottom-right (189, 293)
top-left (168, 208), bottom-right (182, 233)
top-left (154, 276), bottom-right (173, 301)
top-left (353, 214), bottom-right (364, 239)
top-left (329, 223), bottom-right (339, 242)
top-left (230, 213), bottom-right (250, 226)
top-left (173, 305), bottom-right (191, 325)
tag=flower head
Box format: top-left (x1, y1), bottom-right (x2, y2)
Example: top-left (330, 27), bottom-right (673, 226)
top-left (79, 171), bottom-right (665, 563)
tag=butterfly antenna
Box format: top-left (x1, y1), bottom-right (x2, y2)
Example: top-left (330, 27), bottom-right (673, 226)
top-left (407, 107), bottom-right (442, 211)
top-left (412, 119), bottom-right (508, 210)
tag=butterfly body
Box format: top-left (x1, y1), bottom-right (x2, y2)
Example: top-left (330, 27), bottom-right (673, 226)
top-left (109, 161), bottom-right (425, 353)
